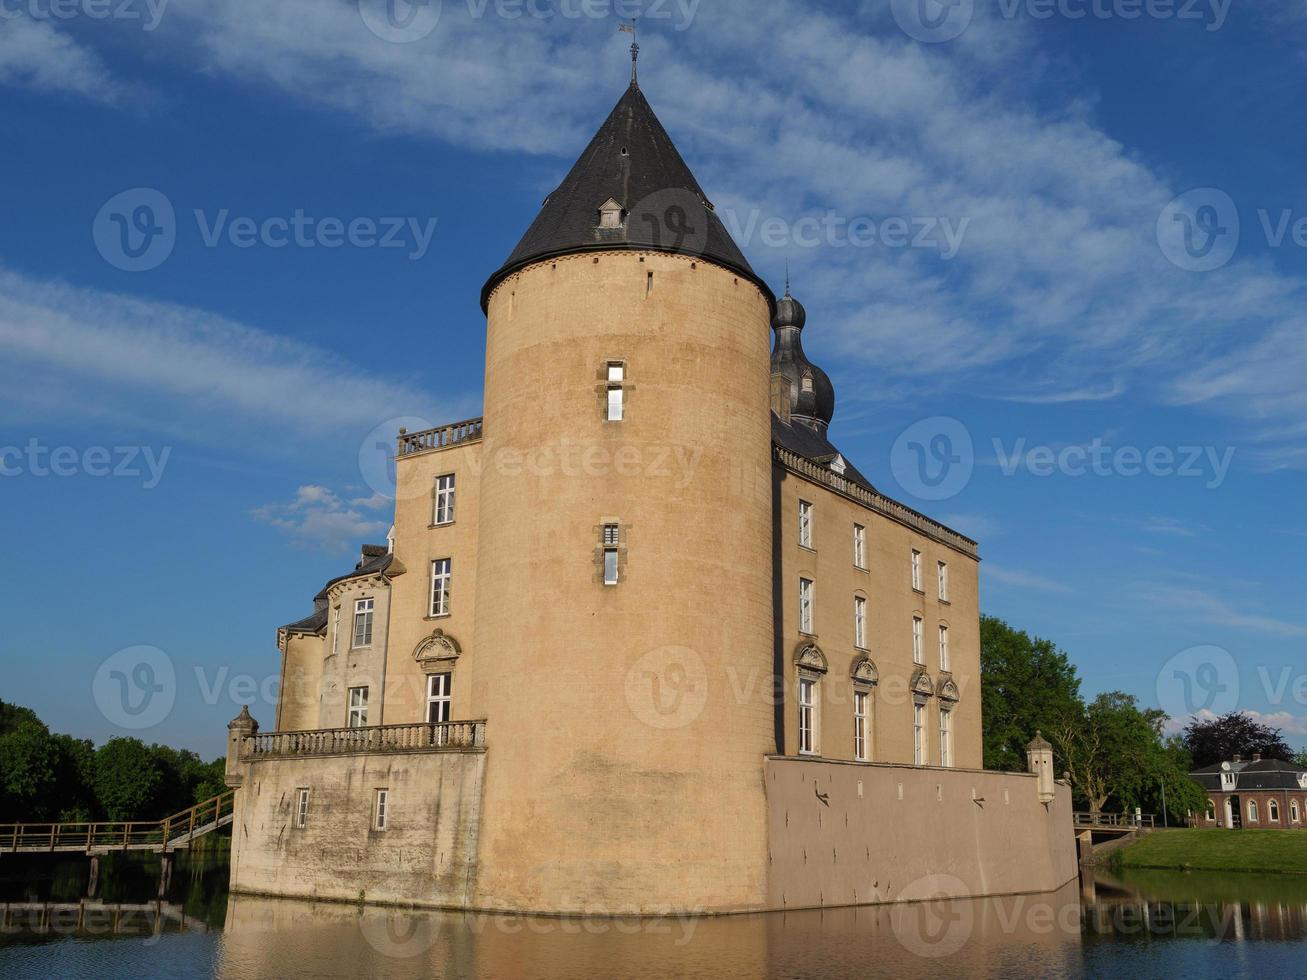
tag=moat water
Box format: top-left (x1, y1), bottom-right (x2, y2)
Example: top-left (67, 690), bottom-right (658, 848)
top-left (2, 845), bottom-right (1306, 979)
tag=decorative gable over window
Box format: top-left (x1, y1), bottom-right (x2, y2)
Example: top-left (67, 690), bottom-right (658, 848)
top-left (597, 198), bottom-right (625, 229)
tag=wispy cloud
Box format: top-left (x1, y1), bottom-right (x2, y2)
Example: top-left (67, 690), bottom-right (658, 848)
top-left (0, 267), bottom-right (446, 453)
top-left (985, 564), bottom-right (1072, 594)
top-left (992, 379), bottom-right (1127, 405)
top-left (1144, 584), bottom-right (1307, 638)
top-left (0, 15), bottom-right (131, 103)
top-left (251, 485), bottom-right (391, 554)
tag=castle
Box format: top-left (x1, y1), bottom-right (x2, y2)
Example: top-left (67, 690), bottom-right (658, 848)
top-left (223, 72), bottom-right (1076, 915)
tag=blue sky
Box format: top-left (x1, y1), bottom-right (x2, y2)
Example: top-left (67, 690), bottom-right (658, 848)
top-left (1, 0), bottom-right (1304, 757)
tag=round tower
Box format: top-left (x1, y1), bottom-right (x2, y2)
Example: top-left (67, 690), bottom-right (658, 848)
top-left (469, 81), bottom-right (777, 914)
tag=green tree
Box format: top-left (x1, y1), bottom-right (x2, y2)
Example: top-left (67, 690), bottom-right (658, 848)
top-left (92, 738), bottom-right (164, 820)
top-left (0, 717), bottom-right (60, 821)
top-left (1296, 749), bottom-right (1307, 769)
top-left (980, 616), bottom-right (1083, 771)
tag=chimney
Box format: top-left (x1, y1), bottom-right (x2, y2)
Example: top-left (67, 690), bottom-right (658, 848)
top-left (770, 372), bottom-right (792, 423)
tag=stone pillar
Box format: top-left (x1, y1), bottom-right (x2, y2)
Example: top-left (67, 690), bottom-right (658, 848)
top-left (1027, 731), bottom-right (1056, 805)
top-left (226, 705), bottom-right (258, 788)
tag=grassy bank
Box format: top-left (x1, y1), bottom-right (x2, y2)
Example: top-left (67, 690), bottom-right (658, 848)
top-left (1118, 829), bottom-right (1307, 875)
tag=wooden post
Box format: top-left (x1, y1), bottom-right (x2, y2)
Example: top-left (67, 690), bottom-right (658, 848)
top-left (157, 853), bottom-right (173, 899)
top-left (88, 856), bottom-right (100, 899)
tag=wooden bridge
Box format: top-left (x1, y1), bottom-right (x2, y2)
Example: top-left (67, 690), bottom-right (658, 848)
top-left (1073, 811), bottom-right (1156, 836)
top-left (0, 790), bottom-right (234, 857)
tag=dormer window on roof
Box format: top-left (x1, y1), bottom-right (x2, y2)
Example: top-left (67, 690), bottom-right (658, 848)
top-left (598, 198), bottom-right (624, 229)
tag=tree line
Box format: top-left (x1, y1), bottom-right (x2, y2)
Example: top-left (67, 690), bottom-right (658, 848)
top-left (0, 702), bottom-right (226, 824)
top-left (980, 615), bottom-right (1306, 823)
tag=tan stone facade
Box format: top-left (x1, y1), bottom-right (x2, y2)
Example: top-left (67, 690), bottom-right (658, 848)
top-left (227, 82), bottom-right (1075, 915)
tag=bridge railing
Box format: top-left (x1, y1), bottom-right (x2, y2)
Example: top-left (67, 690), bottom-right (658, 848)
top-left (0, 790), bottom-right (235, 855)
top-left (1073, 811), bottom-right (1156, 830)
top-left (241, 720), bottom-right (486, 760)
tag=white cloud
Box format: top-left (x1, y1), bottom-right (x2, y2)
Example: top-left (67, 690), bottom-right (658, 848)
top-left (0, 266), bottom-right (447, 453)
top-left (0, 15), bottom-right (130, 102)
top-left (984, 564), bottom-right (1072, 594)
top-left (1144, 584), bottom-right (1307, 638)
top-left (251, 484), bottom-right (390, 554)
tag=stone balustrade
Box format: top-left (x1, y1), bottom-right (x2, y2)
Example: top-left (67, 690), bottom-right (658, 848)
top-left (397, 419), bottom-right (483, 457)
top-left (241, 721), bottom-right (486, 760)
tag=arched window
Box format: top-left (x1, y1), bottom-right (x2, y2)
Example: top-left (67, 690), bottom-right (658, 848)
top-left (1206, 800), bottom-right (1217, 822)
top-left (1248, 800), bottom-right (1259, 823)
top-left (1292, 800), bottom-right (1301, 823)
top-left (1269, 800), bottom-right (1280, 823)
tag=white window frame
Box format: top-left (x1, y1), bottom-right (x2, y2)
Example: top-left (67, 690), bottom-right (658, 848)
top-left (938, 561), bottom-right (949, 601)
top-left (798, 500), bottom-right (813, 549)
top-left (853, 523), bottom-right (865, 569)
top-left (1269, 799), bottom-right (1280, 823)
top-left (911, 549), bottom-right (923, 592)
top-left (332, 606), bottom-right (340, 657)
top-left (430, 558), bottom-right (451, 617)
top-left (352, 598), bottom-right (374, 649)
top-left (425, 672), bottom-right (451, 725)
top-left (853, 689), bottom-right (869, 762)
top-left (799, 578), bottom-right (814, 635)
top-left (1248, 800), bottom-right (1259, 823)
top-left (434, 473), bottom-right (456, 525)
top-left (939, 707), bottom-right (953, 768)
top-left (854, 596), bottom-right (867, 650)
top-left (347, 686), bottom-right (369, 728)
top-left (912, 616), bottom-right (924, 665)
top-left (1292, 800), bottom-right (1301, 823)
top-left (606, 362), bottom-right (625, 421)
top-left (939, 624), bottom-right (950, 672)
top-left (602, 524), bottom-right (620, 586)
top-left (798, 676), bottom-right (817, 755)
top-left (373, 788), bottom-right (389, 831)
top-left (294, 787), bottom-right (310, 829)
top-left (913, 702), bottom-right (927, 766)
top-left (1207, 799), bottom-right (1217, 823)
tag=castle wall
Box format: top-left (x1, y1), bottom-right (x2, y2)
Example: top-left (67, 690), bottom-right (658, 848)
top-left (277, 632), bottom-right (324, 733)
top-left (228, 749), bottom-right (485, 907)
top-left (775, 471), bottom-right (982, 769)
top-left (765, 757), bottom-right (1078, 909)
top-left (470, 252), bottom-right (777, 914)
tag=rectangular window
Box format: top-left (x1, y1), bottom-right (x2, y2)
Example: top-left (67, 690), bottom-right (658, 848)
top-left (940, 709), bottom-right (953, 768)
top-left (914, 703), bottom-right (926, 766)
top-left (798, 500), bottom-right (813, 548)
top-left (799, 677), bottom-right (816, 755)
top-left (430, 558), bottom-right (451, 616)
top-left (911, 549), bottom-right (923, 591)
top-left (854, 690), bottom-right (869, 762)
top-left (425, 672), bottom-right (451, 725)
top-left (602, 524), bottom-right (620, 585)
top-left (332, 606), bottom-right (340, 657)
top-left (352, 598), bottom-right (374, 648)
top-left (348, 686), bottom-right (369, 728)
top-left (799, 578), bottom-right (814, 634)
top-left (434, 474), bottom-right (456, 525)
top-left (939, 625), bottom-right (950, 672)
top-left (912, 616), bottom-right (924, 665)
top-left (854, 596), bottom-right (867, 649)
top-left (853, 524), bottom-right (865, 569)
top-left (294, 787), bottom-right (310, 828)
top-left (373, 788), bottom-right (389, 831)
top-left (938, 561), bottom-right (949, 601)
top-left (606, 362), bottom-right (625, 421)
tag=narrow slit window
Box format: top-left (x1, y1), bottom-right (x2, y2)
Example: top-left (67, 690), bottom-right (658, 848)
top-left (854, 596), bottom-right (867, 649)
top-left (373, 788), bottom-right (389, 831)
top-left (853, 524), bottom-right (865, 569)
top-left (798, 500), bottom-right (812, 548)
top-left (854, 690), bottom-right (869, 762)
top-left (294, 788), bottom-right (310, 828)
top-left (603, 524), bottom-right (620, 585)
top-left (799, 578), bottom-right (814, 634)
top-left (799, 677), bottom-right (816, 755)
top-left (431, 558), bottom-right (451, 616)
top-left (606, 362), bottom-right (625, 421)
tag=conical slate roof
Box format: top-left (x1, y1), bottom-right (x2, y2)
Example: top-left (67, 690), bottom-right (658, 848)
top-left (481, 82), bottom-right (772, 310)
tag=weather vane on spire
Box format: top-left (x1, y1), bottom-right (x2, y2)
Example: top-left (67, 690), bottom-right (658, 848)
top-left (619, 21), bottom-right (639, 85)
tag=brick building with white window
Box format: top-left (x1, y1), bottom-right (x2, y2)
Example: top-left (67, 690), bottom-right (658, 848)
top-left (1190, 755), bottom-right (1307, 829)
top-left (224, 71), bottom-right (1076, 915)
